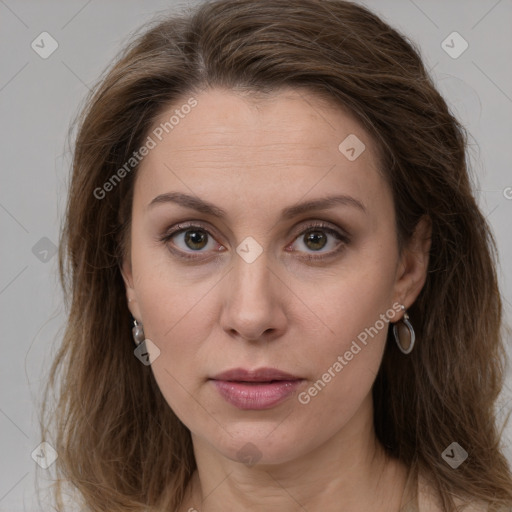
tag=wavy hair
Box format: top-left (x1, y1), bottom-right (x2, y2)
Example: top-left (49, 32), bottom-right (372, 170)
top-left (40, 0), bottom-right (512, 510)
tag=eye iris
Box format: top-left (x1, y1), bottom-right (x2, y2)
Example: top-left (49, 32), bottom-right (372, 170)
top-left (305, 231), bottom-right (327, 251)
top-left (184, 230), bottom-right (208, 250)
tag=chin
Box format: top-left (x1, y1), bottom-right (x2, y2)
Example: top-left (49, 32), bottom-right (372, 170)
top-left (199, 421), bottom-right (315, 467)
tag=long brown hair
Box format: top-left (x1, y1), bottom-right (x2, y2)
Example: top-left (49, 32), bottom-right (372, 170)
top-left (40, 0), bottom-right (512, 510)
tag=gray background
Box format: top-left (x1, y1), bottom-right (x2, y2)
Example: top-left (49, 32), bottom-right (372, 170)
top-left (0, 0), bottom-right (511, 510)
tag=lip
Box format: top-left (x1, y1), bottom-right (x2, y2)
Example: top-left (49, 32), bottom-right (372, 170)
top-left (212, 367), bottom-right (301, 382)
top-left (210, 367), bottom-right (304, 410)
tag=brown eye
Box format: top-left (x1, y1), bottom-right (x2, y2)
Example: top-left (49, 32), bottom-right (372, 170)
top-left (160, 223), bottom-right (222, 260)
top-left (289, 222), bottom-right (349, 261)
top-left (183, 229), bottom-right (209, 250)
top-left (303, 231), bottom-right (328, 251)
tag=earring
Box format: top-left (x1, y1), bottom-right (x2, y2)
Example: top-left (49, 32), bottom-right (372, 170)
top-left (132, 319), bottom-right (145, 347)
top-left (393, 305), bottom-right (416, 354)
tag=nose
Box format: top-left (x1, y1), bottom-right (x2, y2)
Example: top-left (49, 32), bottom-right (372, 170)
top-left (219, 248), bottom-right (288, 343)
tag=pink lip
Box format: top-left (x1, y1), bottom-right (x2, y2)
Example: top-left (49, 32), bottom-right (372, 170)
top-left (210, 367), bottom-right (304, 410)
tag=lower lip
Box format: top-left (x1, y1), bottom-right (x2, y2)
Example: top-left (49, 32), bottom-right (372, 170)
top-left (211, 379), bottom-right (303, 410)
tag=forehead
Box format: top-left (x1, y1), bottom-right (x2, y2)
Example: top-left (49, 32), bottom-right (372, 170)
top-left (147, 87), bottom-right (375, 155)
top-left (134, 87), bottom-right (387, 219)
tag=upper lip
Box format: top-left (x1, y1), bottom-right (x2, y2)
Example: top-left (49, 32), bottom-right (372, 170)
top-left (211, 367), bottom-right (302, 382)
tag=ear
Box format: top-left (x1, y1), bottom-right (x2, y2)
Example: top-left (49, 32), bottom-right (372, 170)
top-left (120, 255), bottom-right (142, 321)
top-left (393, 215), bottom-right (432, 313)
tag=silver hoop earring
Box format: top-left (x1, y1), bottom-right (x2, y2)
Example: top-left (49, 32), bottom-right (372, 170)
top-left (392, 305), bottom-right (415, 354)
top-left (132, 319), bottom-right (145, 347)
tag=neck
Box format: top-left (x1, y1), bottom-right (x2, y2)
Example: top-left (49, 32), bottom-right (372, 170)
top-left (181, 397), bottom-right (408, 511)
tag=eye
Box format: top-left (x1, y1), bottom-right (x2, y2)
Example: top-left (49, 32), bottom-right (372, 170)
top-left (160, 223), bottom-right (224, 260)
top-left (288, 222), bottom-right (349, 260)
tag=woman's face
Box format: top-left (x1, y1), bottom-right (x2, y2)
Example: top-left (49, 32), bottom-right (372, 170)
top-left (123, 87), bottom-right (425, 465)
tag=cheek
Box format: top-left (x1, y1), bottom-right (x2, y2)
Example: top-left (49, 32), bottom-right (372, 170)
top-left (135, 269), bottom-right (213, 371)
top-left (294, 281), bottom-right (393, 415)
top-left (135, 269), bottom-right (215, 423)
top-left (130, 232), bottom-right (213, 342)
top-left (290, 244), bottom-right (397, 412)
top-left (128, 242), bottom-right (201, 382)
top-left (302, 245), bottom-right (397, 349)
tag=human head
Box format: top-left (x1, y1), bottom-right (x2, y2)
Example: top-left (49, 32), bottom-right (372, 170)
top-left (43, 1), bottom-right (512, 510)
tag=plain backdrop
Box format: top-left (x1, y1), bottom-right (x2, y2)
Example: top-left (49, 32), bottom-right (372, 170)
top-left (0, 1), bottom-right (511, 510)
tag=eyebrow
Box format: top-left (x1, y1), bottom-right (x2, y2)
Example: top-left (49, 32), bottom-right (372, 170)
top-left (148, 191), bottom-right (366, 218)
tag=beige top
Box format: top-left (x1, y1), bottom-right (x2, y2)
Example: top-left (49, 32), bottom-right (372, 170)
top-left (399, 464), bottom-right (494, 512)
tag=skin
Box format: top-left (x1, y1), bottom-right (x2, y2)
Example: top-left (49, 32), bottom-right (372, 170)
top-left (122, 87), bottom-right (431, 511)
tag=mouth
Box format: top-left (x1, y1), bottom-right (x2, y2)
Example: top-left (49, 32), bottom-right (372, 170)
top-left (209, 367), bottom-right (305, 410)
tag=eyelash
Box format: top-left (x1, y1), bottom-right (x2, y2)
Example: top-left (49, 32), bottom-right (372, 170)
top-left (159, 221), bottom-right (350, 262)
